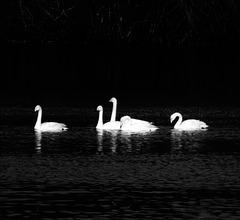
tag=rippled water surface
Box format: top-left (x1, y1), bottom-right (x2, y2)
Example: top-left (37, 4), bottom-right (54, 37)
top-left (1, 106), bottom-right (240, 219)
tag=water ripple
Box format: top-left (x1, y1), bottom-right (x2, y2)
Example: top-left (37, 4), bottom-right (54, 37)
top-left (1, 106), bottom-right (240, 218)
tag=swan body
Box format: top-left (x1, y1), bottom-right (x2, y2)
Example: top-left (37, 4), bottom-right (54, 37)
top-left (96, 105), bottom-right (120, 130)
top-left (170, 112), bottom-right (208, 130)
top-left (34, 105), bottom-right (68, 132)
top-left (120, 115), bottom-right (158, 131)
top-left (109, 97), bottom-right (117, 122)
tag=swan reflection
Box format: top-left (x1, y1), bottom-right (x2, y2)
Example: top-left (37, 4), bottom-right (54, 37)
top-left (35, 131), bottom-right (42, 153)
top-left (170, 129), bottom-right (207, 152)
top-left (96, 129), bottom-right (103, 152)
top-left (96, 129), bottom-right (157, 154)
top-left (119, 131), bottom-right (132, 150)
top-left (96, 129), bottom-right (118, 154)
top-left (108, 130), bottom-right (118, 153)
top-left (34, 130), bottom-right (67, 153)
top-left (119, 130), bottom-right (153, 151)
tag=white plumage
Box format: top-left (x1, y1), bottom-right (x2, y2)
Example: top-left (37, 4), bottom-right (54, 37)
top-left (109, 97), bottom-right (117, 122)
top-left (34, 105), bottom-right (68, 132)
top-left (96, 105), bottom-right (120, 130)
top-left (170, 112), bottom-right (208, 130)
top-left (120, 115), bottom-right (158, 132)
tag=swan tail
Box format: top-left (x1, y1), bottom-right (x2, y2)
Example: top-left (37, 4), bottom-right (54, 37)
top-left (201, 122), bottom-right (208, 129)
top-left (61, 123), bottom-right (68, 130)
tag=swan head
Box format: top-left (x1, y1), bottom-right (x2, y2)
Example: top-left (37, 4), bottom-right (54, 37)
top-left (170, 112), bottom-right (181, 123)
top-left (34, 105), bottom-right (42, 112)
top-left (120, 115), bottom-right (131, 128)
top-left (97, 105), bottom-right (103, 111)
top-left (109, 97), bottom-right (117, 103)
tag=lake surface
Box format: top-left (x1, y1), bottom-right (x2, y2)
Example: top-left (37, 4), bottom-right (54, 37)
top-left (1, 105), bottom-right (240, 219)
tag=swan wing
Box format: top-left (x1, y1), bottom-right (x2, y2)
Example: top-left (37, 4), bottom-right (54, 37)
top-left (40, 122), bottom-right (68, 131)
top-left (121, 123), bottom-right (158, 131)
top-left (121, 119), bottom-right (158, 131)
top-left (135, 123), bottom-right (158, 131)
top-left (131, 118), bottom-right (153, 125)
top-left (180, 119), bottom-right (208, 130)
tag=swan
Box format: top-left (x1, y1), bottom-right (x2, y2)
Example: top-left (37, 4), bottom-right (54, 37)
top-left (170, 112), bottom-right (208, 130)
top-left (120, 115), bottom-right (158, 131)
top-left (109, 97), bottom-right (117, 122)
top-left (96, 105), bottom-right (120, 130)
top-left (34, 105), bottom-right (68, 132)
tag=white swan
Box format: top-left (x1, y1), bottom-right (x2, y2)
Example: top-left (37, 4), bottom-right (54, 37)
top-left (109, 97), bottom-right (117, 122)
top-left (120, 115), bottom-right (158, 131)
top-left (170, 112), bottom-right (208, 130)
top-left (96, 105), bottom-right (120, 130)
top-left (34, 105), bottom-right (68, 132)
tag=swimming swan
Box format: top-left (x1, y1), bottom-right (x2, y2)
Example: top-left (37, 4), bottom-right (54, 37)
top-left (34, 105), bottom-right (68, 131)
top-left (170, 112), bottom-right (208, 130)
top-left (120, 115), bottom-right (158, 131)
top-left (109, 97), bottom-right (117, 122)
top-left (96, 105), bottom-right (120, 130)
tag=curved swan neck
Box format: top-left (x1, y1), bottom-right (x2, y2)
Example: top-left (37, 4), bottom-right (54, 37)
top-left (174, 113), bottom-right (182, 129)
top-left (34, 109), bottom-right (42, 129)
top-left (96, 109), bottom-right (103, 129)
top-left (110, 100), bottom-right (117, 122)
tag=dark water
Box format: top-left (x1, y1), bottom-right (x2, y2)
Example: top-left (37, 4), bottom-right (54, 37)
top-left (1, 105), bottom-right (240, 219)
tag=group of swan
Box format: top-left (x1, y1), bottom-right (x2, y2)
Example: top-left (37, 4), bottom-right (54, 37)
top-left (95, 97), bottom-right (208, 131)
top-left (96, 97), bottom-right (158, 131)
top-left (34, 97), bottom-right (208, 132)
top-left (96, 98), bottom-right (121, 130)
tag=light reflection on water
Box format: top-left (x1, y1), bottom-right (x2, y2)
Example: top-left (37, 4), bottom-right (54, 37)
top-left (96, 129), bottom-right (165, 155)
top-left (1, 106), bottom-right (240, 219)
top-left (170, 129), bottom-right (208, 152)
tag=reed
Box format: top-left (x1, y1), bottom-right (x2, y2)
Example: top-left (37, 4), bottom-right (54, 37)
top-left (5, 0), bottom-right (240, 45)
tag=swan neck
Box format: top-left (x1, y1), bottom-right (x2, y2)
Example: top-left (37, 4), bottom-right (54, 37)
top-left (174, 114), bottom-right (182, 129)
top-left (96, 109), bottom-right (103, 129)
top-left (110, 101), bottom-right (117, 122)
top-left (34, 109), bottom-right (42, 129)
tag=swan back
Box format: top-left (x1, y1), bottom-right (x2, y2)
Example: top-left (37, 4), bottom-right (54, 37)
top-left (38, 122), bottom-right (68, 132)
top-left (103, 121), bottom-right (121, 130)
top-left (180, 119), bottom-right (208, 130)
top-left (120, 116), bottom-right (158, 131)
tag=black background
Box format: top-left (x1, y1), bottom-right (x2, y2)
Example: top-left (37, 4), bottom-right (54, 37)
top-left (3, 1), bottom-right (240, 106)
